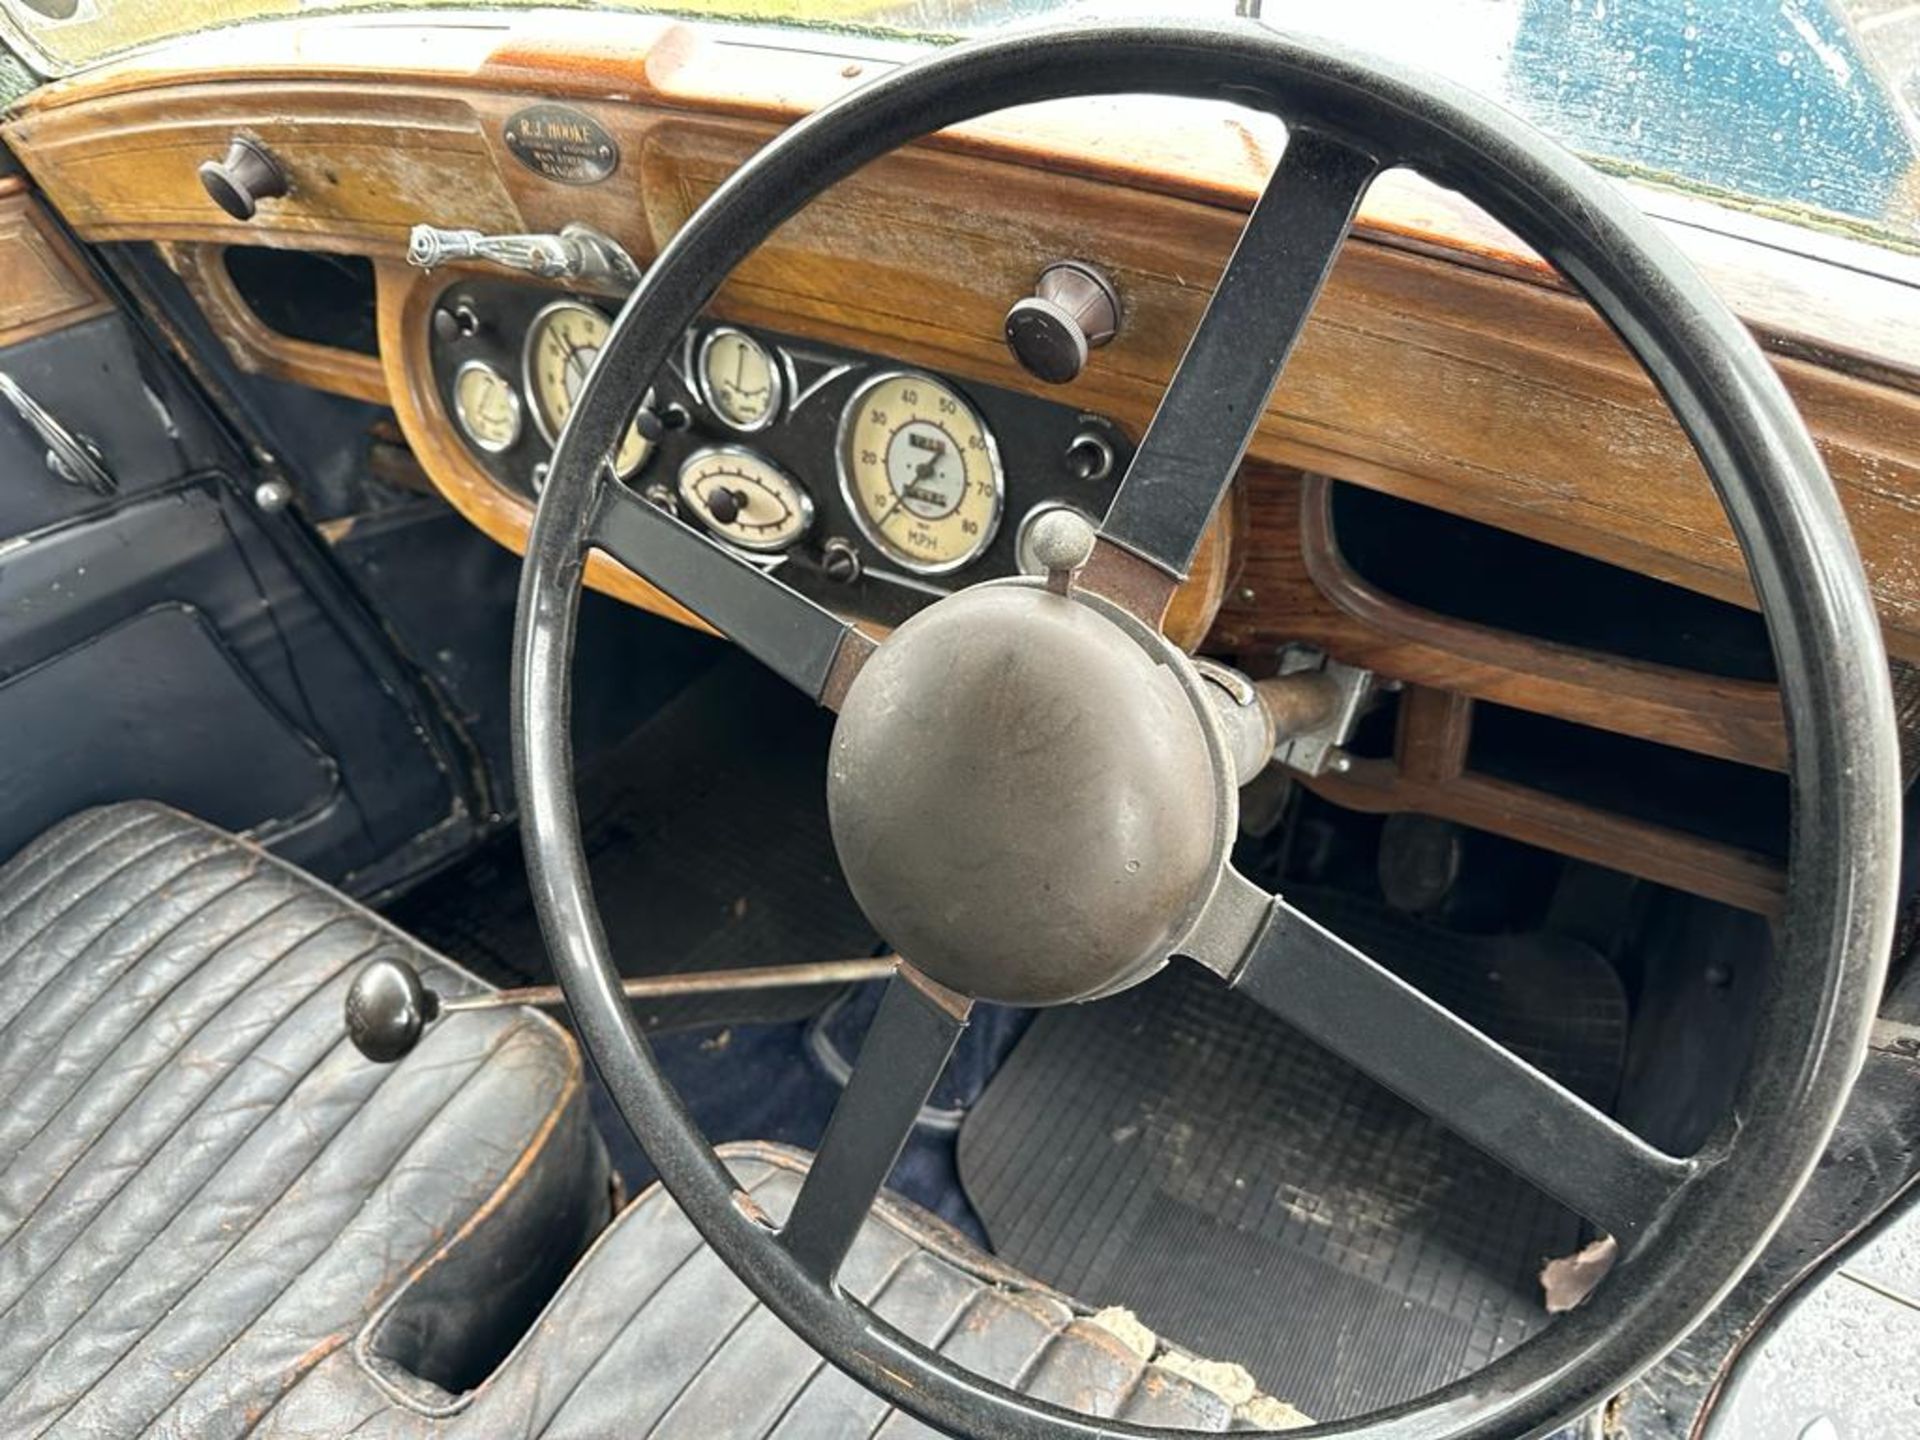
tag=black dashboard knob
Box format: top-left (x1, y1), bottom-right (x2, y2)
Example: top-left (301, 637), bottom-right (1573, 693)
top-left (432, 302), bottom-right (481, 343)
top-left (706, 487), bottom-right (745, 525)
top-left (198, 136), bottom-right (289, 222)
top-left (433, 299), bottom-right (483, 341)
top-left (1005, 261), bottom-right (1121, 385)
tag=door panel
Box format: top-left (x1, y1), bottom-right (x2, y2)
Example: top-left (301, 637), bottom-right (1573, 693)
top-left (0, 602), bottom-right (336, 856)
top-left (0, 188), bottom-right (472, 891)
top-left (0, 312), bottom-right (230, 534)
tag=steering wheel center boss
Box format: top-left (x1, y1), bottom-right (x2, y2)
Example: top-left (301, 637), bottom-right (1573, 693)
top-left (828, 577), bottom-right (1231, 1006)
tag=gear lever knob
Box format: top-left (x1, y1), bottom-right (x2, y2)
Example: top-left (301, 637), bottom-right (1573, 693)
top-left (345, 956), bottom-right (441, 1064)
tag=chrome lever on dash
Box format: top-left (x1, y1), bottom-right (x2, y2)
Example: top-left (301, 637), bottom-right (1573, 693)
top-left (407, 220), bottom-right (643, 290)
top-left (0, 371), bottom-right (117, 497)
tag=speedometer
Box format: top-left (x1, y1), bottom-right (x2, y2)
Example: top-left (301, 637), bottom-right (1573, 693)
top-left (836, 371), bottom-right (1003, 575)
top-left (522, 300), bottom-right (653, 479)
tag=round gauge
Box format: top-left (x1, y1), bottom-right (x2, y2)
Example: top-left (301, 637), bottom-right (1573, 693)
top-left (677, 447), bottom-right (813, 553)
top-left (522, 300), bottom-right (653, 478)
top-left (451, 360), bottom-right (521, 454)
top-left (836, 372), bottom-right (1004, 575)
top-left (698, 327), bottom-right (783, 432)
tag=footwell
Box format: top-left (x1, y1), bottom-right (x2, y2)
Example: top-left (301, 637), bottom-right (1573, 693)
top-left (958, 887), bottom-right (1629, 1421)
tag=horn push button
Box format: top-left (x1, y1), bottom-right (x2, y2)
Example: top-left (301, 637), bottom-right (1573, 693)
top-left (827, 584), bottom-right (1222, 1006)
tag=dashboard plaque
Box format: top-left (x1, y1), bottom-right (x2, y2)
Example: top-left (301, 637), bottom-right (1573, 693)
top-left (502, 105), bottom-right (619, 185)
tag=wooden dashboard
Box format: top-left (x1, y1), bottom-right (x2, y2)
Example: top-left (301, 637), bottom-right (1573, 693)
top-left (9, 12), bottom-right (1920, 915)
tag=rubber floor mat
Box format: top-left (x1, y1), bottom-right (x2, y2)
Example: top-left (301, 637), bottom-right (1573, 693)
top-left (956, 888), bottom-right (1628, 1422)
top-left (388, 654), bottom-right (881, 1031)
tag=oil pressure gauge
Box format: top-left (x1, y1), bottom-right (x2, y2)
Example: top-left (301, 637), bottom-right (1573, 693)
top-left (677, 447), bottom-right (813, 553)
top-left (837, 371), bottom-right (1003, 575)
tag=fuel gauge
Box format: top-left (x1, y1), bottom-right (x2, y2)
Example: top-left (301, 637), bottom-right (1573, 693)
top-left (451, 360), bottom-right (521, 454)
top-left (676, 447), bottom-right (813, 554)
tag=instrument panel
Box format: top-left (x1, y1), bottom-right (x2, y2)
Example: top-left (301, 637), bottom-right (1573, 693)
top-left (427, 278), bottom-right (1132, 627)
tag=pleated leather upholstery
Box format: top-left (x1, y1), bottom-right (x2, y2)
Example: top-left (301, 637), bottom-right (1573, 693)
top-left (0, 803), bottom-right (606, 1439)
top-left (262, 1142), bottom-right (1292, 1438)
top-left (1, 804), bottom-right (1295, 1437)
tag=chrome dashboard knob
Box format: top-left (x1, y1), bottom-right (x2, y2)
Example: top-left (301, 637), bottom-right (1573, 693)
top-left (1004, 260), bottom-right (1121, 384)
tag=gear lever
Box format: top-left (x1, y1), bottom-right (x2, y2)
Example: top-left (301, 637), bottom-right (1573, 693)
top-left (346, 954), bottom-right (899, 1063)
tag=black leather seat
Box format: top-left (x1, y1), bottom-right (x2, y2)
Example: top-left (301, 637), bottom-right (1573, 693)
top-left (0, 804), bottom-right (608, 1439)
top-left (2, 805), bottom-right (1306, 1436)
top-left (259, 1141), bottom-right (1307, 1437)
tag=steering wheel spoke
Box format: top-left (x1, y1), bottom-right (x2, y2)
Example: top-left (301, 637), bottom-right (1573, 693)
top-left (591, 479), bottom-right (875, 708)
top-left (1196, 878), bottom-right (1695, 1245)
top-left (1096, 126), bottom-right (1378, 587)
top-left (778, 965), bottom-right (972, 1284)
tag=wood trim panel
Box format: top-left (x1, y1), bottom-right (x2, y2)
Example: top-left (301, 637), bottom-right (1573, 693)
top-left (0, 22), bottom-right (1810, 901)
top-left (14, 13), bottom-right (1916, 379)
top-left (1208, 472), bottom-right (1789, 771)
top-left (6, 85), bottom-right (523, 251)
top-left (159, 241), bottom-right (388, 404)
top-left (1310, 684), bottom-right (1786, 916)
top-left (1394, 685), bottom-right (1475, 784)
top-left (1310, 760), bottom-right (1786, 917)
top-left (629, 118), bottom-right (1920, 664)
top-left (0, 189), bottom-right (113, 349)
top-left (10, 55), bottom-right (1920, 660)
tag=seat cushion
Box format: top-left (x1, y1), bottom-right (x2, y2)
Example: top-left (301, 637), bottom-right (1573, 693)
top-left (262, 1141), bottom-right (1314, 1437)
top-left (0, 803), bottom-right (608, 1438)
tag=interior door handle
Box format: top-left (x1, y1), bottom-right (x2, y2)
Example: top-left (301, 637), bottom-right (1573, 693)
top-left (0, 371), bottom-right (117, 497)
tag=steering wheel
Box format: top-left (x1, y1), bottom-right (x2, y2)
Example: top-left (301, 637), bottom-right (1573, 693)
top-left (513, 20), bottom-right (1899, 1438)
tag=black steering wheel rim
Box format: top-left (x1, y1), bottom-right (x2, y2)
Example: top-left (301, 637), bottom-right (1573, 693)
top-left (513, 19), bottom-right (1900, 1438)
